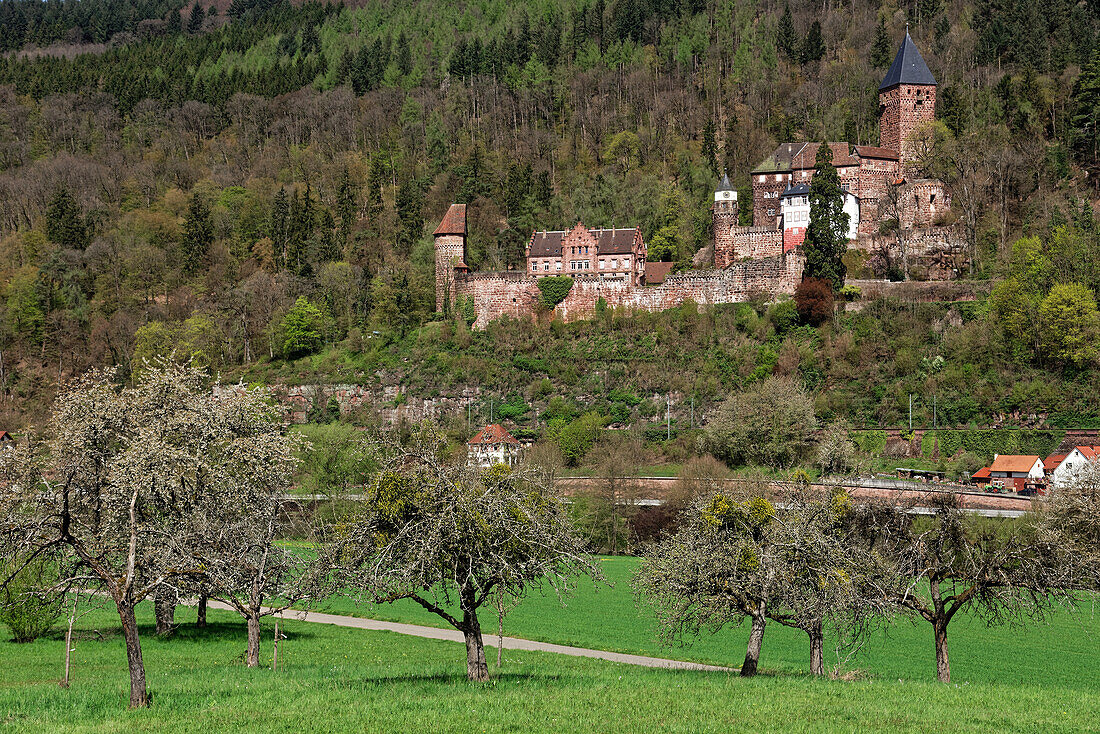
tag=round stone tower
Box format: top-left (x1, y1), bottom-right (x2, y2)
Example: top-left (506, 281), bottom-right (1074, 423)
top-left (433, 203), bottom-right (467, 313)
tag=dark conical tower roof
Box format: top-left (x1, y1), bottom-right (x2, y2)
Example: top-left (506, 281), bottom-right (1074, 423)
top-left (717, 172), bottom-right (732, 191)
top-left (879, 31), bottom-right (936, 91)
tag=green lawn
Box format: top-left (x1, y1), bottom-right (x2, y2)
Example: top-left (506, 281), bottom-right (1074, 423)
top-left (2, 601), bottom-right (1099, 733)
top-left (312, 556), bottom-right (1100, 689)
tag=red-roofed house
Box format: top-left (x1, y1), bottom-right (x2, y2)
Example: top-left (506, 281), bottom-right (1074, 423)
top-left (467, 424), bottom-right (522, 468)
top-left (988, 454), bottom-right (1044, 493)
top-left (1050, 446), bottom-right (1100, 488)
top-left (971, 466), bottom-right (991, 486)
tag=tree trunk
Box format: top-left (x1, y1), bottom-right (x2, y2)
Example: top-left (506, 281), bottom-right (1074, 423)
top-left (154, 588), bottom-right (175, 637)
top-left (196, 594), bottom-right (207, 628)
top-left (933, 617), bottom-right (950, 683)
top-left (116, 601), bottom-right (149, 708)
top-left (809, 621), bottom-right (825, 677)
top-left (246, 611), bottom-right (261, 668)
top-left (741, 610), bottom-right (766, 677)
top-left (460, 587), bottom-right (488, 682)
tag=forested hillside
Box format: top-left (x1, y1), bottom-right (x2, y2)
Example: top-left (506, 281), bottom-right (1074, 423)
top-left (1, 0), bottom-right (1099, 427)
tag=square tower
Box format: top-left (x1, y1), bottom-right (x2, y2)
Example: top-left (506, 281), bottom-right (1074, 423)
top-left (878, 31), bottom-right (937, 167)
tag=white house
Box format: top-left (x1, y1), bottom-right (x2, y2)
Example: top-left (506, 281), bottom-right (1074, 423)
top-left (1050, 446), bottom-right (1100, 488)
top-left (467, 424), bottom-right (522, 468)
top-left (779, 183), bottom-right (860, 250)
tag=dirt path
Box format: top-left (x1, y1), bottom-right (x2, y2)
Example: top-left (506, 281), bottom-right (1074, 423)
top-left (203, 601), bottom-right (732, 673)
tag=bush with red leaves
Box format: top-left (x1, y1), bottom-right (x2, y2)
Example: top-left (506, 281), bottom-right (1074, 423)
top-left (794, 278), bottom-right (835, 326)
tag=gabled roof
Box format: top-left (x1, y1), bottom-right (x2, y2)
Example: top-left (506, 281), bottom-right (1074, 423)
top-left (433, 203), bottom-right (467, 236)
top-left (1044, 454), bottom-right (1068, 471)
top-left (468, 424), bottom-right (519, 446)
top-left (972, 467), bottom-right (991, 480)
top-left (753, 142), bottom-right (858, 174)
top-left (879, 32), bottom-right (937, 91)
top-left (989, 455), bottom-right (1041, 474)
top-left (1074, 446), bottom-right (1100, 461)
top-left (527, 226), bottom-right (641, 258)
top-left (855, 145), bottom-right (899, 160)
top-left (780, 183), bottom-right (810, 198)
top-left (0, 431), bottom-right (11, 442)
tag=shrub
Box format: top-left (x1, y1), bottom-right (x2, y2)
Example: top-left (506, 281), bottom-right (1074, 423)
top-left (0, 557), bottom-right (63, 643)
top-left (536, 276), bottom-right (574, 310)
top-left (557, 412), bottom-right (607, 465)
top-left (702, 376), bottom-right (818, 469)
top-left (766, 299), bottom-right (799, 335)
top-left (795, 278), bottom-right (835, 326)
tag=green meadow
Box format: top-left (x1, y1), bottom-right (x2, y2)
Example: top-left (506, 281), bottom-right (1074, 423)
top-left (1, 556), bottom-right (1098, 733)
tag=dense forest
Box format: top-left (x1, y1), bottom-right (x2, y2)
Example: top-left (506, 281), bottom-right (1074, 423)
top-left (1, 0), bottom-right (1100, 428)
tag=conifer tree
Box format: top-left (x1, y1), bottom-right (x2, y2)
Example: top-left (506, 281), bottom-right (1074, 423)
top-left (871, 20), bottom-right (892, 69)
top-left (777, 4), bottom-right (797, 60)
top-left (800, 21), bottom-right (825, 64)
top-left (182, 192), bottom-right (213, 274)
top-left (45, 187), bottom-right (88, 250)
top-left (803, 144), bottom-right (848, 290)
top-left (336, 168), bottom-right (358, 245)
top-left (1072, 51), bottom-right (1100, 170)
top-left (187, 4), bottom-right (204, 34)
top-left (270, 188), bottom-right (290, 270)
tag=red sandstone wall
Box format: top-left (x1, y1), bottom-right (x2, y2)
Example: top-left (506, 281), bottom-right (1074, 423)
top-left (458, 254), bottom-right (805, 329)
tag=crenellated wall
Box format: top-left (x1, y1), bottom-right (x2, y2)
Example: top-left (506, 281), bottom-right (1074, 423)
top-left (455, 253), bottom-right (804, 328)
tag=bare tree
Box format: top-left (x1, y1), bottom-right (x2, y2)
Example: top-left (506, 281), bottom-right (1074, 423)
top-left (634, 481), bottom-right (779, 677)
top-left (335, 424), bottom-right (602, 682)
top-left (861, 494), bottom-right (1080, 683)
top-left (635, 482), bottom-right (889, 677)
top-left (0, 363), bottom-right (299, 707)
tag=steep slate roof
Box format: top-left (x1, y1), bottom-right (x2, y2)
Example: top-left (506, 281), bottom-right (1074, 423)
top-left (989, 455), bottom-right (1041, 474)
top-left (879, 32), bottom-right (937, 90)
top-left (717, 172), bottom-right (733, 191)
top-left (527, 227), bottom-right (641, 257)
top-left (433, 203), bottom-right (467, 236)
top-left (780, 183), bottom-right (810, 198)
top-left (468, 424), bottom-right (519, 446)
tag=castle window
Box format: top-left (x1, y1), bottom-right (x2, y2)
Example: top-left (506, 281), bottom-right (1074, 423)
top-left (767, 209), bottom-right (775, 216)
top-left (555, 262), bottom-right (561, 270)
top-left (532, 263), bottom-right (537, 271)
top-left (930, 194), bottom-right (936, 203)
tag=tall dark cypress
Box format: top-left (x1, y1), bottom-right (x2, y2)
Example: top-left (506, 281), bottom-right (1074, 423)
top-left (803, 145), bottom-right (849, 291)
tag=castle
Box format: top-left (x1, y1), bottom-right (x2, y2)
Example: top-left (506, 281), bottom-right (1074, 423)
top-left (714, 31), bottom-right (962, 277)
top-left (435, 32), bottom-right (960, 329)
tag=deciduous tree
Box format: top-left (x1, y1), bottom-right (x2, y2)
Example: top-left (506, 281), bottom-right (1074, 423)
top-left (335, 425), bottom-right (601, 682)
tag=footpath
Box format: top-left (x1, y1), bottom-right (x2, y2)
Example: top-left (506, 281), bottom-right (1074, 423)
top-left (203, 600), bottom-right (732, 673)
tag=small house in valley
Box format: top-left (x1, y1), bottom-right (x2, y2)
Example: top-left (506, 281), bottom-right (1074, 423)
top-left (467, 424), bottom-right (522, 468)
top-left (986, 454), bottom-right (1045, 493)
top-left (1049, 446), bottom-right (1100, 489)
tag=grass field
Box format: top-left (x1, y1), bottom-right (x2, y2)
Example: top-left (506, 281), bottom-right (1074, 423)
top-left (312, 556), bottom-right (1100, 688)
top-left (1, 556), bottom-right (1099, 732)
